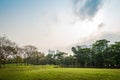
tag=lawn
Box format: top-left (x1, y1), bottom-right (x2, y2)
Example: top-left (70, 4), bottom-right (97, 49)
top-left (0, 65), bottom-right (120, 80)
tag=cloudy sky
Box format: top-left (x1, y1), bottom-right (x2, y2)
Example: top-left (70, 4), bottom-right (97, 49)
top-left (0, 0), bottom-right (120, 54)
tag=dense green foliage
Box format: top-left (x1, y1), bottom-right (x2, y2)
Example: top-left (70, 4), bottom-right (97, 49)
top-left (0, 35), bottom-right (120, 68)
top-left (0, 65), bottom-right (120, 80)
top-left (71, 39), bottom-right (120, 68)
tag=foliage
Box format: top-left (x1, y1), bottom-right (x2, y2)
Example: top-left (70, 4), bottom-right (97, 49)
top-left (0, 35), bottom-right (17, 67)
top-left (0, 35), bottom-right (120, 68)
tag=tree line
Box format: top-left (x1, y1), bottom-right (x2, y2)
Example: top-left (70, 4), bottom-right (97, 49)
top-left (0, 35), bottom-right (120, 68)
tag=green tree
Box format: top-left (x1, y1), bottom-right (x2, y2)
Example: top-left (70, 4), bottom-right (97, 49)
top-left (54, 50), bottom-right (67, 66)
top-left (0, 35), bottom-right (17, 68)
top-left (110, 42), bottom-right (120, 67)
top-left (92, 39), bottom-right (110, 67)
top-left (103, 46), bottom-right (115, 68)
top-left (23, 45), bottom-right (37, 65)
top-left (62, 55), bottom-right (75, 67)
top-left (72, 46), bottom-right (91, 67)
top-left (46, 53), bottom-right (55, 64)
top-left (31, 51), bottom-right (45, 65)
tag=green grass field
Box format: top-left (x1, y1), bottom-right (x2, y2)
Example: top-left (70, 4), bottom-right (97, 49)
top-left (0, 65), bottom-right (120, 80)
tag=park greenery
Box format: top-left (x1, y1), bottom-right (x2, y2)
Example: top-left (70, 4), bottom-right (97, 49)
top-left (0, 35), bottom-right (120, 68)
top-left (0, 65), bottom-right (120, 80)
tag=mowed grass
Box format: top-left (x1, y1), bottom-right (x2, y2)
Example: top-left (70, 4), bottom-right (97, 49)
top-left (0, 65), bottom-right (120, 80)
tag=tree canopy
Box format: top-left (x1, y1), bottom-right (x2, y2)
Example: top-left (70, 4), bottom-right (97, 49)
top-left (0, 35), bottom-right (120, 68)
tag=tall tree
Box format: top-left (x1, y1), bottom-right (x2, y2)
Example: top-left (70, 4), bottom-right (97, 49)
top-left (30, 51), bottom-right (45, 65)
top-left (23, 45), bottom-right (37, 65)
top-left (92, 39), bottom-right (110, 67)
top-left (46, 53), bottom-right (55, 64)
top-left (103, 46), bottom-right (115, 68)
top-left (0, 35), bottom-right (17, 68)
top-left (110, 42), bottom-right (120, 67)
top-left (54, 50), bottom-right (67, 66)
top-left (62, 55), bottom-right (75, 67)
top-left (72, 46), bottom-right (91, 67)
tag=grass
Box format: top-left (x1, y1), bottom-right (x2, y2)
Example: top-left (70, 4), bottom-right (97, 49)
top-left (0, 64), bottom-right (120, 80)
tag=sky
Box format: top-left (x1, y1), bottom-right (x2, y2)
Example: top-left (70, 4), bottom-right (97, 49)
top-left (0, 0), bottom-right (120, 54)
